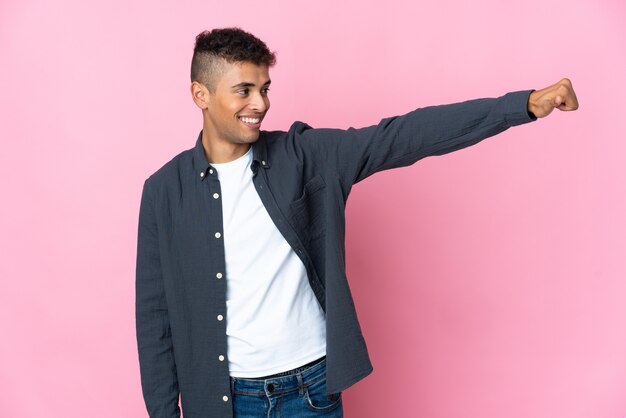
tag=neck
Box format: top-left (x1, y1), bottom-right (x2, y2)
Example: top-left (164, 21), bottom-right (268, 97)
top-left (201, 133), bottom-right (251, 164)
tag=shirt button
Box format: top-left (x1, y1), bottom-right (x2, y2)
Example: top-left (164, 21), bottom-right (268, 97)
top-left (216, 272), bottom-right (223, 279)
top-left (217, 314), bottom-right (224, 321)
top-left (222, 395), bottom-right (229, 402)
top-left (218, 355), bottom-right (225, 361)
top-left (261, 160), bottom-right (266, 166)
top-left (200, 172), bottom-right (204, 178)
top-left (213, 193), bottom-right (219, 199)
top-left (209, 169), bottom-right (214, 174)
top-left (215, 232), bottom-right (221, 239)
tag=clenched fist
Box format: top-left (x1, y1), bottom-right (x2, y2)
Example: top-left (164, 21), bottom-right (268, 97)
top-left (528, 78), bottom-right (579, 118)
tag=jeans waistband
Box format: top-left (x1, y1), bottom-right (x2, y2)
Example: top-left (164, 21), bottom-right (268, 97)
top-left (237, 356), bottom-right (326, 380)
top-left (230, 356), bottom-right (327, 396)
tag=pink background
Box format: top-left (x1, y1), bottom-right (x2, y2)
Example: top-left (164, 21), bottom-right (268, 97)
top-left (1, 0), bottom-right (625, 417)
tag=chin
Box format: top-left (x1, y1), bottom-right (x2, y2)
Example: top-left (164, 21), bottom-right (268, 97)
top-left (242, 134), bottom-right (261, 143)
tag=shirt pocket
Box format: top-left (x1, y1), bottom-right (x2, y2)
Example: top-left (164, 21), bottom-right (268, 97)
top-left (289, 175), bottom-right (326, 243)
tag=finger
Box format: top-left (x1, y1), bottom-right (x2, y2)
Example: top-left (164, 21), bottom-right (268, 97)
top-left (557, 99), bottom-right (577, 111)
top-left (559, 93), bottom-right (579, 111)
top-left (559, 83), bottom-right (579, 110)
top-left (558, 103), bottom-right (577, 111)
top-left (566, 92), bottom-right (579, 110)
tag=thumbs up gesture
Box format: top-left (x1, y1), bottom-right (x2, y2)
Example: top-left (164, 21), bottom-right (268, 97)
top-left (528, 78), bottom-right (579, 118)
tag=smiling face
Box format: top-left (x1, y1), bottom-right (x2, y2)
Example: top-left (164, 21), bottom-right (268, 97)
top-left (192, 60), bottom-right (271, 160)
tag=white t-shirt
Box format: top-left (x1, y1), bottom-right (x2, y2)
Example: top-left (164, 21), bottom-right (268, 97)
top-left (211, 146), bottom-right (327, 378)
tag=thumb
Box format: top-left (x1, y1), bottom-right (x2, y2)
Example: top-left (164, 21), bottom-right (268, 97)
top-left (554, 95), bottom-right (563, 107)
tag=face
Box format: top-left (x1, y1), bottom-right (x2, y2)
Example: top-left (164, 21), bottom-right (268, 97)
top-left (199, 61), bottom-right (271, 147)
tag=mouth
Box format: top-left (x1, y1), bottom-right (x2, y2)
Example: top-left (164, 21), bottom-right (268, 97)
top-left (238, 115), bottom-right (263, 129)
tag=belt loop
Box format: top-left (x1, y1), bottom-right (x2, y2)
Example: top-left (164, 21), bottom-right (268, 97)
top-left (296, 372), bottom-right (305, 397)
top-left (230, 377), bottom-right (235, 395)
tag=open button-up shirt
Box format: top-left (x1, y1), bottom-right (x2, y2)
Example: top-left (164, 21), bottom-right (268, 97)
top-left (136, 90), bottom-right (536, 417)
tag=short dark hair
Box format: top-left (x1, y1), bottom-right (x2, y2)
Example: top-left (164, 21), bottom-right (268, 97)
top-left (191, 28), bottom-right (276, 92)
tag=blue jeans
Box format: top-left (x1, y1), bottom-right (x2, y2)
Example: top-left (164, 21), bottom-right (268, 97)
top-left (230, 357), bottom-right (343, 417)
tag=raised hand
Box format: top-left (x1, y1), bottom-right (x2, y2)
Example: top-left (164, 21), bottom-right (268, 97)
top-left (528, 78), bottom-right (579, 118)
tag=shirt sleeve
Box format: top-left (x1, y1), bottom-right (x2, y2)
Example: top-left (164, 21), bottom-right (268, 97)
top-left (297, 89), bottom-right (537, 189)
top-left (135, 180), bottom-right (181, 418)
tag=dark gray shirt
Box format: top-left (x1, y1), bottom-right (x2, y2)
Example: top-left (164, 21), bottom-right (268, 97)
top-left (136, 90), bottom-right (536, 417)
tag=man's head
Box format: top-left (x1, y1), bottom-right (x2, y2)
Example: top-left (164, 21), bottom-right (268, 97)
top-left (191, 28), bottom-right (276, 93)
top-left (190, 28), bottom-right (277, 158)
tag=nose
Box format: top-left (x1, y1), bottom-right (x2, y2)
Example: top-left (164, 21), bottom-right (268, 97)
top-left (249, 91), bottom-right (269, 113)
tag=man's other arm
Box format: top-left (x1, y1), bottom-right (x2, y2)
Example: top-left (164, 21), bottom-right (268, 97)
top-left (136, 180), bottom-right (181, 418)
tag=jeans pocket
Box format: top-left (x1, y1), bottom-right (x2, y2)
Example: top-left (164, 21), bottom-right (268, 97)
top-left (303, 376), bottom-right (342, 413)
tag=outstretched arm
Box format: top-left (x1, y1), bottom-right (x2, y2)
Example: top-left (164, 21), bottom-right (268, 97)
top-left (297, 79), bottom-right (578, 189)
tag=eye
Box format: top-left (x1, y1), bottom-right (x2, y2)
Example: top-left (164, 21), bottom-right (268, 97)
top-left (237, 88), bottom-right (249, 96)
top-left (262, 87), bottom-right (270, 95)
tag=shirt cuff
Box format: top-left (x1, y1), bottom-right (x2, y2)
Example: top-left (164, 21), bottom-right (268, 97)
top-left (503, 89), bottom-right (538, 126)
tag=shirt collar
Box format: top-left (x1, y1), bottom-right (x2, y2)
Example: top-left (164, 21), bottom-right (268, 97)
top-left (192, 130), bottom-right (270, 180)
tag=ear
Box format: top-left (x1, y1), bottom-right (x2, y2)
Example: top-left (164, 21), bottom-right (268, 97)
top-left (191, 81), bottom-right (210, 110)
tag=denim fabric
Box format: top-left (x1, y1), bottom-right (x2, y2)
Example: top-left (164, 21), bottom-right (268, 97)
top-left (231, 358), bottom-right (343, 417)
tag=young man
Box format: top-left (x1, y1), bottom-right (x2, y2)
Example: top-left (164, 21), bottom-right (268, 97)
top-left (136, 28), bottom-right (578, 418)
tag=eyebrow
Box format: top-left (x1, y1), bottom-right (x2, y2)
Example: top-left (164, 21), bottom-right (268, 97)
top-left (231, 80), bottom-right (271, 89)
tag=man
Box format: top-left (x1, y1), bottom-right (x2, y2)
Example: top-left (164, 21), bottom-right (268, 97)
top-left (135, 28), bottom-right (578, 418)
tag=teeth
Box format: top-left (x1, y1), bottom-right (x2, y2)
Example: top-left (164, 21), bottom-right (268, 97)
top-left (239, 116), bottom-right (260, 124)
